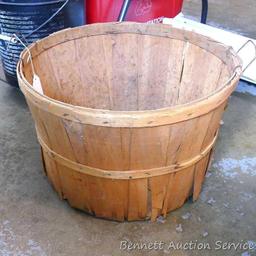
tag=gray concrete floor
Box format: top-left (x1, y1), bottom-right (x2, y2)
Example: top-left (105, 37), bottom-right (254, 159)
top-left (183, 0), bottom-right (256, 38)
top-left (0, 1), bottom-right (256, 255)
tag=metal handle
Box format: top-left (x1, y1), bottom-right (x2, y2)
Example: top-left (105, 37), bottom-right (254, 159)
top-left (118, 0), bottom-right (131, 22)
top-left (236, 39), bottom-right (256, 73)
top-left (223, 39), bottom-right (256, 87)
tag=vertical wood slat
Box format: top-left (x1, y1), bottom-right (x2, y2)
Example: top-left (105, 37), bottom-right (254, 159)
top-left (26, 101), bottom-right (64, 198)
top-left (162, 112), bottom-right (214, 213)
top-left (111, 34), bottom-right (139, 111)
top-left (137, 37), bottom-right (185, 110)
top-left (177, 44), bottom-right (224, 105)
top-left (40, 147), bottom-right (47, 176)
top-left (192, 100), bottom-right (227, 201)
top-left (74, 35), bottom-right (113, 109)
top-left (164, 40), bottom-right (186, 107)
top-left (57, 164), bottom-right (91, 210)
top-left (164, 167), bottom-right (195, 212)
top-left (128, 179), bottom-right (148, 221)
top-left (193, 151), bottom-right (212, 201)
top-left (149, 175), bottom-right (170, 221)
top-left (47, 40), bottom-right (83, 106)
top-left (62, 119), bottom-right (132, 220)
top-left (84, 176), bottom-right (129, 221)
top-left (33, 51), bottom-right (63, 102)
top-left (42, 150), bottom-right (63, 199)
top-left (129, 126), bottom-right (170, 220)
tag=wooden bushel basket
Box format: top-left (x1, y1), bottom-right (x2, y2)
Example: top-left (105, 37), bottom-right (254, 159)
top-left (17, 23), bottom-right (242, 221)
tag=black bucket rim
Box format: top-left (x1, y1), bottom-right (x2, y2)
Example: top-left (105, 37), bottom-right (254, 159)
top-left (0, 0), bottom-right (66, 6)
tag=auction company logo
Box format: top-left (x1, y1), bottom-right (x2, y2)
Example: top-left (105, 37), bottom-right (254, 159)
top-left (120, 240), bottom-right (256, 253)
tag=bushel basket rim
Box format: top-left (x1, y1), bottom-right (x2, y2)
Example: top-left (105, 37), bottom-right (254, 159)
top-left (17, 22), bottom-right (242, 128)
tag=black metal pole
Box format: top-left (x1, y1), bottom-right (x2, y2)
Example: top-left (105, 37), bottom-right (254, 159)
top-left (118, 0), bottom-right (131, 22)
top-left (201, 0), bottom-right (208, 24)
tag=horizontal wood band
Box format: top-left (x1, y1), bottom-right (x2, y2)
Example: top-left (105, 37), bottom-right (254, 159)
top-left (18, 72), bottom-right (237, 128)
top-left (37, 130), bottom-right (218, 180)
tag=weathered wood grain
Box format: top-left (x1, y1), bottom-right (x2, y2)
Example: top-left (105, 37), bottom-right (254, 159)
top-left (18, 23), bottom-right (241, 221)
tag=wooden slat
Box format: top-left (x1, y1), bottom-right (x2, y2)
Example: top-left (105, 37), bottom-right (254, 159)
top-left (163, 113), bottom-right (213, 213)
top-left (164, 40), bottom-right (186, 107)
top-left (62, 119), bottom-right (87, 164)
top-left (168, 114), bottom-right (213, 164)
top-left (128, 126), bottom-right (170, 219)
top-left (80, 125), bottom-right (130, 170)
top-left (42, 150), bottom-right (63, 199)
top-left (202, 101), bottom-right (227, 149)
top-left (193, 152), bottom-right (211, 201)
top-left (149, 174), bottom-right (170, 221)
top-left (178, 43), bottom-right (223, 105)
top-left (111, 34), bottom-right (139, 111)
top-left (127, 179), bottom-right (148, 221)
top-left (33, 51), bottom-right (64, 102)
top-left (192, 101), bottom-right (227, 201)
top-left (164, 167), bottom-right (195, 212)
top-left (40, 147), bottom-right (47, 176)
top-left (62, 119), bottom-right (131, 220)
top-left (216, 65), bottom-right (231, 89)
top-left (38, 111), bottom-right (76, 161)
top-left (26, 102), bottom-right (64, 198)
top-left (137, 37), bottom-right (184, 110)
top-left (85, 176), bottom-right (129, 221)
top-left (60, 169), bottom-right (129, 221)
top-left (58, 164), bottom-right (92, 213)
top-left (129, 126), bottom-right (170, 169)
top-left (74, 35), bottom-right (113, 109)
top-left (162, 173), bottom-right (175, 217)
top-left (47, 40), bottom-right (83, 106)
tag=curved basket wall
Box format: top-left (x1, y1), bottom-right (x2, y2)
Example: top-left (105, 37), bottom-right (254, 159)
top-left (17, 23), bottom-right (242, 221)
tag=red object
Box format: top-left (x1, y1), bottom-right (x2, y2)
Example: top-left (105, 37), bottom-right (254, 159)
top-left (86, 0), bottom-right (184, 24)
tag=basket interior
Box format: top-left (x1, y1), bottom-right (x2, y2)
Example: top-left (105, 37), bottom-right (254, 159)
top-left (22, 31), bottom-right (232, 111)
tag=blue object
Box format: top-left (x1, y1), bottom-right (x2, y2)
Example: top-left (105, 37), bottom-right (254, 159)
top-left (0, 0), bottom-right (67, 86)
top-left (64, 0), bottom-right (84, 27)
